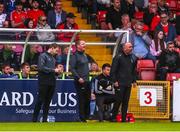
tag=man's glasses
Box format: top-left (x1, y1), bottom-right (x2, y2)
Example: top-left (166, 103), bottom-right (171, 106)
top-left (41, 19), bottom-right (47, 22)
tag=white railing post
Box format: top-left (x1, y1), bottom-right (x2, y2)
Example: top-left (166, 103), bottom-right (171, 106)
top-left (66, 32), bottom-right (78, 72)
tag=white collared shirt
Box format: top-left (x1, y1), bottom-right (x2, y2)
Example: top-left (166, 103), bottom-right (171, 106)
top-left (0, 13), bottom-right (7, 27)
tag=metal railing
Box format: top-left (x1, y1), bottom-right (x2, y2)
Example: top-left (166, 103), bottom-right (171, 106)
top-left (0, 28), bottom-right (129, 72)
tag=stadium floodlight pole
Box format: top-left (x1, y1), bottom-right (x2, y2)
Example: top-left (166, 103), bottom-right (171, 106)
top-left (66, 32), bottom-right (79, 73)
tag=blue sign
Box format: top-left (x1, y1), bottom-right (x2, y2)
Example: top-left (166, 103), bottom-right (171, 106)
top-left (0, 80), bottom-right (79, 122)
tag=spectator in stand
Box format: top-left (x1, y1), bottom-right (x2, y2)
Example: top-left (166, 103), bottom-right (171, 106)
top-left (106, 0), bottom-right (123, 30)
top-left (143, 2), bottom-right (158, 28)
top-left (55, 63), bottom-right (64, 79)
top-left (0, 2), bottom-right (8, 28)
top-left (23, 18), bottom-right (37, 40)
top-left (20, 0), bottom-right (31, 11)
top-left (134, 0), bottom-right (149, 11)
top-left (0, 21), bottom-right (14, 40)
top-left (121, 0), bottom-right (136, 19)
top-left (36, 16), bottom-right (55, 42)
top-left (39, 0), bottom-right (54, 16)
top-left (1, 44), bottom-right (20, 70)
top-left (150, 13), bottom-right (161, 32)
top-left (27, 0), bottom-right (45, 27)
top-left (156, 11), bottom-right (176, 43)
top-left (24, 44), bottom-right (42, 71)
top-left (57, 12), bottom-right (79, 42)
top-left (130, 21), bottom-right (156, 62)
top-left (115, 14), bottom-right (133, 44)
top-left (174, 36), bottom-right (180, 54)
top-left (96, 0), bottom-right (111, 11)
top-left (89, 61), bottom-right (100, 119)
top-left (90, 62), bottom-right (100, 73)
top-left (18, 62), bottom-right (31, 79)
top-left (157, 0), bottom-right (169, 15)
top-left (55, 45), bottom-right (62, 63)
top-left (150, 30), bottom-right (166, 58)
top-left (2, 20), bottom-right (10, 28)
top-left (3, 0), bottom-right (16, 14)
top-left (157, 41), bottom-right (180, 80)
top-left (47, 0), bottom-right (67, 29)
top-left (0, 63), bottom-right (18, 78)
top-left (10, 1), bottom-right (27, 28)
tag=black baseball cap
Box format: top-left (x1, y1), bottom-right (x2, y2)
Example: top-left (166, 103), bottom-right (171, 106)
top-left (67, 12), bottom-right (76, 18)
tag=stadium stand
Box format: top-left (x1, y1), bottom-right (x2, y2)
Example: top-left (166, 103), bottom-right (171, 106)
top-left (136, 59), bottom-right (156, 80)
top-left (61, 0), bottom-right (112, 67)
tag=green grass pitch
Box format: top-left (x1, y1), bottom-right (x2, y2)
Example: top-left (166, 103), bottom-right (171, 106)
top-left (0, 122), bottom-right (180, 131)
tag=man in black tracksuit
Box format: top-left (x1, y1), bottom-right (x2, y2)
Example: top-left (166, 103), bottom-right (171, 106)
top-left (32, 43), bottom-right (60, 122)
top-left (110, 42), bottom-right (136, 122)
top-left (92, 63), bottom-right (116, 122)
top-left (70, 40), bottom-right (90, 122)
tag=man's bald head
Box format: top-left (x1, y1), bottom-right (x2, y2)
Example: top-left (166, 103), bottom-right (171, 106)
top-left (122, 42), bottom-right (133, 55)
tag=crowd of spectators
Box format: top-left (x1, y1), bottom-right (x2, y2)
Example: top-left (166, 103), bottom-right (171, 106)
top-left (0, 0), bottom-right (180, 81)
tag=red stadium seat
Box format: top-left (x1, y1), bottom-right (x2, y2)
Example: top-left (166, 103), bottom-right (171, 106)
top-left (137, 60), bottom-right (156, 80)
top-left (166, 73), bottom-right (180, 95)
top-left (177, 1), bottom-right (180, 10)
top-left (166, 0), bottom-right (177, 11)
top-left (166, 73), bottom-right (180, 82)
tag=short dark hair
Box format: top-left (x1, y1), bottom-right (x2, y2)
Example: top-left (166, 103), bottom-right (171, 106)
top-left (102, 63), bottom-right (111, 70)
top-left (54, 0), bottom-right (61, 5)
top-left (48, 43), bottom-right (59, 49)
top-left (75, 40), bottom-right (83, 47)
top-left (21, 62), bottom-right (30, 69)
top-left (160, 11), bottom-right (168, 16)
top-left (2, 63), bottom-right (10, 70)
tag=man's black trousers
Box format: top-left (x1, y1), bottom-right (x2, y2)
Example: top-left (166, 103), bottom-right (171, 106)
top-left (112, 86), bottom-right (132, 122)
top-left (74, 81), bottom-right (91, 121)
top-left (32, 84), bottom-right (55, 122)
top-left (96, 94), bottom-right (116, 121)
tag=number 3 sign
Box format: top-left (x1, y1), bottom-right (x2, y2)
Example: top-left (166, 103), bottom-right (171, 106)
top-left (140, 88), bottom-right (157, 106)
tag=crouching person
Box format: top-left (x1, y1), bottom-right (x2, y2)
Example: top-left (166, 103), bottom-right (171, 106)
top-left (91, 63), bottom-right (116, 122)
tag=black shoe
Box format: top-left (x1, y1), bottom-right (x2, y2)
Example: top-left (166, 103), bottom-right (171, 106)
top-left (80, 119), bottom-right (87, 123)
top-left (89, 115), bottom-right (94, 120)
top-left (99, 120), bottom-right (104, 122)
top-left (109, 118), bottom-right (117, 122)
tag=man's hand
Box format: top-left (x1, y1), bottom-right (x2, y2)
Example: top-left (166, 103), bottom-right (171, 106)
top-left (78, 78), bottom-right (85, 84)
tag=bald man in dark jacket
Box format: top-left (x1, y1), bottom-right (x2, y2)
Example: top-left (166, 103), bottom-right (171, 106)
top-left (110, 42), bottom-right (136, 122)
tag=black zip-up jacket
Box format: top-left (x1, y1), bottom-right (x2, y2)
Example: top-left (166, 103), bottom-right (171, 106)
top-left (38, 52), bottom-right (56, 85)
top-left (110, 52), bottom-right (136, 87)
top-left (93, 73), bottom-right (115, 95)
top-left (70, 51), bottom-right (89, 81)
